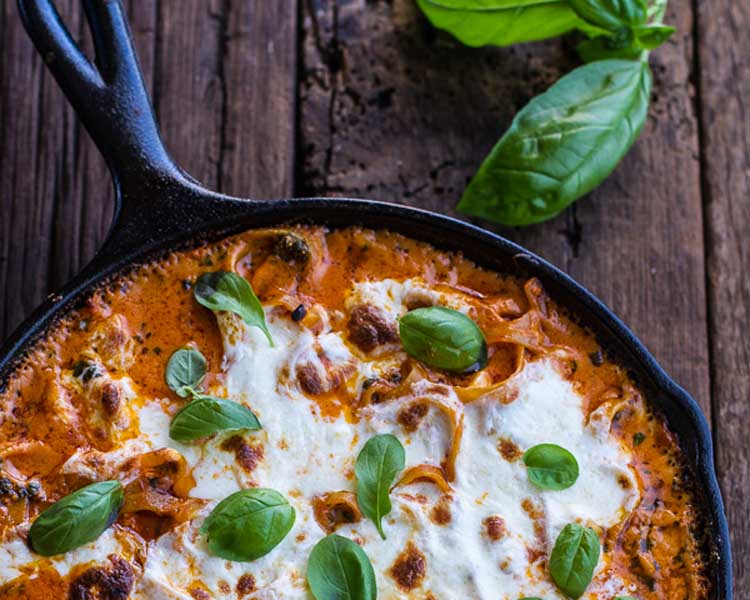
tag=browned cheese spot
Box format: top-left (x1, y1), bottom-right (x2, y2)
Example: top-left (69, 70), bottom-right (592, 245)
top-left (68, 555), bottom-right (134, 600)
top-left (397, 402), bottom-right (429, 433)
top-left (483, 515), bottom-right (507, 541)
top-left (497, 437), bottom-right (523, 462)
top-left (389, 541), bottom-right (427, 591)
top-left (220, 436), bottom-right (264, 473)
top-left (236, 573), bottom-right (256, 596)
top-left (347, 305), bottom-right (398, 352)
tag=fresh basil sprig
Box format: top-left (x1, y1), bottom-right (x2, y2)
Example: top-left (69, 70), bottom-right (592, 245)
top-left (355, 434), bottom-right (405, 539)
top-left (307, 534), bottom-right (377, 600)
top-left (523, 443), bottom-right (580, 491)
top-left (194, 271), bottom-right (273, 346)
top-left (416, 0), bottom-right (673, 225)
top-left (458, 59), bottom-right (651, 225)
top-left (28, 481), bottom-right (124, 556)
top-left (201, 488), bottom-right (295, 561)
top-left (399, 306), bottom-right (487, 373)
top-left (166, 347), bottom-right (207, 397)
top-left (549, 523), bottom-right (601, 599)
top-left (169, 395), bottom-right (261, 442)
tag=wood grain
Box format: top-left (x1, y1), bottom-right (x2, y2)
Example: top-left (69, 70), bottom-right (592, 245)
top-left (695, 0), bottom-right (750, 593)
top-left (0, 0), bottom-right (298, 338)
top-left (299, 0), bottom-right (711, 416)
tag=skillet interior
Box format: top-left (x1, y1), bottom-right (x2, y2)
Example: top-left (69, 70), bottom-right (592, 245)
top-left (5, 0), bottom-right (733, 596)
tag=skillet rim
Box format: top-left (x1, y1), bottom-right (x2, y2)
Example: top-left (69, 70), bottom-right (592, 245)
top-left (0, 196), bottom-right (733, 599)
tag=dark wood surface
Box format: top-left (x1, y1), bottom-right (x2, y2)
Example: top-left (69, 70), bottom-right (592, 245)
top-left (0, 0), bottom-right (746, 593)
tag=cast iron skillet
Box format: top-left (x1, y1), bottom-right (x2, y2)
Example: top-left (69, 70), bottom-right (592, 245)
top-left (3, 0), bottom-right (732, 596)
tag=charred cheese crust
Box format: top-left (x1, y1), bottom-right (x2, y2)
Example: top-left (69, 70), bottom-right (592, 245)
top-left (0, 226), bottom-right (707, 599)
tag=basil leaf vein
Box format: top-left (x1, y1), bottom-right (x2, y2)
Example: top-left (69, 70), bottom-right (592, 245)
top-left (28, 481), bottom-right (124, 556)
top-left (549, 523), bottom-right (601, 599)
top-left (201, 488), bottom-right (295, 561)
top-left (523, 443), bottom-right (579, 491)
top-left (194, 271), bottom-right (274, 346)
top-left (169, 395), bottom-right (261, 442)
top-left (568, 0), bottom-right (648, 31)
top-left (355, 434), bottom-right (405, 540)
top-left (458, 59), bottom-right (652, 225)
top-left (165, 347), bottom-right (207, 397)
top-left (307, 534), bottom-right (377, 600)
top-left (398, 306), bottom-right (487, 373)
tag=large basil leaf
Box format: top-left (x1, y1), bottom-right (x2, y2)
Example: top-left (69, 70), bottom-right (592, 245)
top-left (416, 0), bottom-right (592, 47)
top-left (549, 523), bottom-right (601, 598)
top-left (194, 271), bottom-right (273, 346)
top-left (28, 481), bottom-right (124, 556)
top-left (458, 59), bottom-right (652, 225)
top-left (307, 534), bottom-right (377, 600)
top-left (165, 347), bottom-right (207, 398)
top-left (169, 395), bottom-right (261, 442)
top-left (201, 488), bottom-right (295, 561)
top-left (355, 434), bottom-right (405, 539)
top-left (399, 306), bottom-right (487, 373)
top-left (523, 443), bottom-right (579, 490)
top-left (568, 0), bottom-right (647, 31)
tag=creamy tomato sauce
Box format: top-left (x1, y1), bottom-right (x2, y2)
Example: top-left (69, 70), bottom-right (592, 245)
top-left (0, 226), bottom-right (707, 599)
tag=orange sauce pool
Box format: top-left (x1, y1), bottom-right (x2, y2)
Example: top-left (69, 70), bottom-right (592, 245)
top-left (0, 226), bottom-right (708, 598)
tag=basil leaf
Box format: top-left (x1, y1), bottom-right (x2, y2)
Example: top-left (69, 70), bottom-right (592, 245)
top-left (458, 59), bottom-right (652, 225)
top-left (523, 443), bottom-right (579, 490)
top-left (165, 347), bottom-right (207, 398)
top-left (201, 488), bottom-right (295, 561)
top-left (615, 597), bottom-right (638, 600)
top-left (194, 271), bottom-right (273, 346)
top-left (307, 534), bottom-right (377, 600)
top-left (416, 0), bottom-right (591, 47)
top-left (399, 306), bottom-right (487, 373)
top-left (28, 481), bottom-right (124, 556)
top-left (549, 523), bottom-right (600, 599)
top-left (169, 395), bottom-right (261, 442)
top-left (568, 0), bottom-right (647, 31)
top-left (632, 23), bottom-right (675, 49)
top-left (355, 434), bottom-right (405, 540)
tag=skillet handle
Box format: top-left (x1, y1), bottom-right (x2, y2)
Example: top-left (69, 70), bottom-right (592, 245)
top-left (17, 0), bottom-right (183, 193)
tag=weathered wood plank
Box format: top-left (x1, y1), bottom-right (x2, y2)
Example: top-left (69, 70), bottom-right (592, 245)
top-left (696, 0), bottom-right (750, 593)
top-left (300, 0), bottom-right (711, 416)
top-left (0, 1), bottom-right (299, 340)
top-left (0, 0), bottom-right (71, 339)
top-left (222, 0), bottom-right (298, 198)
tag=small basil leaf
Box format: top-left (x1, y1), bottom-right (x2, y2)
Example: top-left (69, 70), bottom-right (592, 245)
top-left (200, 488), bottom-right (295, 561)
top-left (568, 0), bottom-right (647, 31)
top-left (632, 23), bottom-right (675, 50)
top-left (615, 597), bottom-right (638, 600)
top-left (28, 481), bottom-right (124, 556)
top-left (549, 523), bottom-right (601, 599)
top-left (399, 306), bottom-right (487, 373)
top-left (458, 59), bottom-right (651, 226)
top-left (355, 434), bottom-right (406, 540)
top-left (307, 534), bottom-right (377, 600)
top-left (416, 0), bottom-right (594, 48)
top-left (523, 443), bottom-right (579, 491)
top-left (169, 396), bottom-right (261, 442)
top-left (194, 271), bottom-right (273, 346)
top-left (165, 347), bottom-right (207, 397)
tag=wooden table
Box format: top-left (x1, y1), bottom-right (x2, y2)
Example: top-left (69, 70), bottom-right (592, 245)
top-left (1, 0), bottom-right (746, 592)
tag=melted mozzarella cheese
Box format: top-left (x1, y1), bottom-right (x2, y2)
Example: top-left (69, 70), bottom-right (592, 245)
top-left (133, 278), bottom-right (639, 599)
top-left (0, 278), bottom-right (639, 599)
